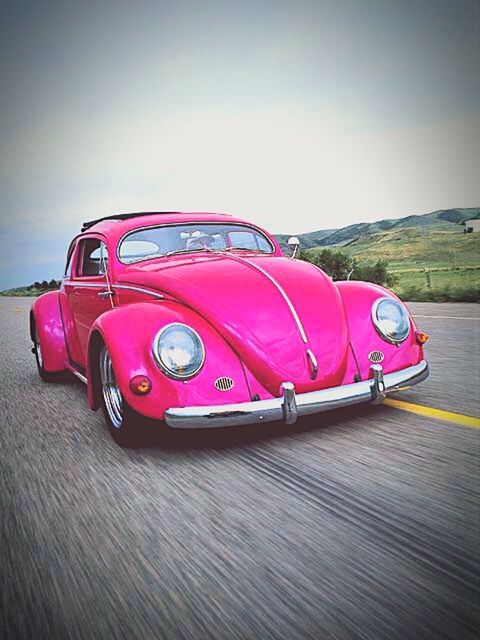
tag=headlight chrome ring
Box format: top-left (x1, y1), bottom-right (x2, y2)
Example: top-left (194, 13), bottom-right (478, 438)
top-left (371, 297), bottom-right (410, 345)
top-left (152, 323), bottom-right (205, 380)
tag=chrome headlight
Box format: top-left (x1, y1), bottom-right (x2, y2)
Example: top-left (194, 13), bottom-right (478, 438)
top-left (371, 297), bottom-right (410, 344)
top-left (152, 323), bottom-right (205, 379)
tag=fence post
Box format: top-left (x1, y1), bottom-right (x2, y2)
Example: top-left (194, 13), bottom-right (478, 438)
top-left (424, 269), bottom-right (431, 289)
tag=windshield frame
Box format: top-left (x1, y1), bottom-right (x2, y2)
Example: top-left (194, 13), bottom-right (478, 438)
top-left (117, 222), bottom-right (276, 265)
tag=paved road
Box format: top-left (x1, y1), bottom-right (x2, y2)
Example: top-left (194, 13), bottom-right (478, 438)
top-left (1, 299), bottom-right (479, 640)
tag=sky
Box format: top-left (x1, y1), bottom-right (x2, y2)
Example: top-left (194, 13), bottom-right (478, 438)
top-left (0, 0), bottom-right (479, 288)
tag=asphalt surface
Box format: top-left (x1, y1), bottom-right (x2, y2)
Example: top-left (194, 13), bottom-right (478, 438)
top-left (1, 299), bottom-right (479, 640)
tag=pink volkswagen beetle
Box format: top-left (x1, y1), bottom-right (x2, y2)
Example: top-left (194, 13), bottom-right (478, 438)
top-left (31, 212), bottom-right (429, 446)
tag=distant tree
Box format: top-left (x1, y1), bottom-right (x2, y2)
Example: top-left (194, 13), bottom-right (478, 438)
top-left (33, 281), bottom-right (41, 289)
top-left (351, 259), bottom-right (397, 287)
top-left (300, 249), bottom-right (396, 287)
top-left (48, 278), bottom-right (59, 289)
top-left (41, 280), bottom-right (49, 290)
top-left (299, 248), bottom-right (354, 281)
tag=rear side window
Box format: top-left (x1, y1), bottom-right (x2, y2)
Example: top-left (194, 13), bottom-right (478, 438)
top-left (77, 238), bottom-right (108, 277)
top-left (64, 243), bottom-right (76, 278)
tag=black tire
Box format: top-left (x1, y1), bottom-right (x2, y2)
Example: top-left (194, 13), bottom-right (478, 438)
top-left (32, 319), bottom-right (67, 383)
top-left (98, 344), bottom-right (147, 447)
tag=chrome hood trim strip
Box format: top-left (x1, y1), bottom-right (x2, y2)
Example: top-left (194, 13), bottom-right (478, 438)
top-left (222, 254), bottom-right (309, 344)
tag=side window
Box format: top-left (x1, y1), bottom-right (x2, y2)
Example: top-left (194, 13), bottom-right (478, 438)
top-left (77, 238), bottom-right (108, 277)
top-left (91, 243), bottom-right (108, 275)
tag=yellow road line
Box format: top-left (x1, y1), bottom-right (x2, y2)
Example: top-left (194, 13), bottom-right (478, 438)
top-left (413, 315), bottom-right (479, 321)
top-left (384, 398), bottom-right (480, 429)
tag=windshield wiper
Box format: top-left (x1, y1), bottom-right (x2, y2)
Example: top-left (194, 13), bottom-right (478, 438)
top-left (165, 246), bottom-right (263, 258)
top-left (165, 247), bottom-right (215, 257)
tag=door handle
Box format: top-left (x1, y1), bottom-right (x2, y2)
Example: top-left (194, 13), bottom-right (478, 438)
top-left (97, 290), bottom-right (115, 299)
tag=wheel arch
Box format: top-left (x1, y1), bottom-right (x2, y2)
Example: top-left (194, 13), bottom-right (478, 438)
top-left (29, 309), bottom-right (36, 342)
top-left (85, 300), bottom-right (252, 419)
top-left (30, 291), bottom-right (67, 373)
top-left (87, 329), bottom-right (105, 410)
top-left (335, 280), bottom-right (424, 379)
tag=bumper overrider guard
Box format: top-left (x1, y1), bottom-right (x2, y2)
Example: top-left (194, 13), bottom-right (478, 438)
top-left (165, 360), bottom-right (429, 429)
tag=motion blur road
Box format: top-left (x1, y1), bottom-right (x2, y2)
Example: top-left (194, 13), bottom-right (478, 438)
top-left (1, 299), bottom-right (479, 640)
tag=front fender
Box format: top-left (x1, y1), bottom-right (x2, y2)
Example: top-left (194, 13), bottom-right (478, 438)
top-left (336, 281), bottom-right (423, 381)
top-left (87, 301), bottom-right (252, 419)
top-left (31, 291), bottom-right (67, 372)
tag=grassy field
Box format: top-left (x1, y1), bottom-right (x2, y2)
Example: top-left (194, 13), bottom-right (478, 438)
top-left (340, 227), bottom-right (480, 269)
top-left (391, 266), bottom-right (479, 301)
top-left (308, 227), bottom-right (480, 301)
top-left (0, 288), bottom-right (56, 297)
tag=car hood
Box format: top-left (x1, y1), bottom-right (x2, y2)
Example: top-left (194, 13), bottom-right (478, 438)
top-left (120, 254), bottom-right (349, 394)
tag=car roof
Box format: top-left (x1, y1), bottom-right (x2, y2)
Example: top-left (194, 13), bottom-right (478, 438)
top-left (80, 211), bottom-right (236, 232)
top-left (72, 211), bottom-right (281, 257)
top-left (79, 211), bottom-right (256, 236)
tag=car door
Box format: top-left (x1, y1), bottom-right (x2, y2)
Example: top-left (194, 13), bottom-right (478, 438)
top-left (59, 239), bottom-right (84, 368)
top-left (64, 235), bottom-right (114, 368)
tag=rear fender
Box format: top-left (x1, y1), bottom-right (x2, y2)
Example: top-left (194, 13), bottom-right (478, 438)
top-left (30, 291), bottom-right (68, 372)
top-left (87, 301), bottom-right (252, 419)
top-left (336, 281), bottom-right (423, 381)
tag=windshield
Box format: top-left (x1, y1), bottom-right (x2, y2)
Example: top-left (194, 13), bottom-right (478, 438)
top-left (118, 223), bottom-right (274, 263)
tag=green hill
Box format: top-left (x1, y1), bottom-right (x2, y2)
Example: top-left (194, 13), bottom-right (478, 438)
top-left (276, 207), bottom-right (480, 250)
top-left (336, 226), bottom-right (479, 269)
top-left (276, 207), bottom-right (480, 301)
top-left (276, 228), bottom-right (335, 249)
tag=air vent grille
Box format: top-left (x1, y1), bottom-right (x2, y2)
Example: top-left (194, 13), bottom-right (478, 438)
top-left (214, 376), bottom-right (234, 391)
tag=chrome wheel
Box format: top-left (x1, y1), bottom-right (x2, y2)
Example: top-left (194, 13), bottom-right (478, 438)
top-left (35, 327), bottom-right (43, 369)
top-left (100, 346), bottom-right (123, 429)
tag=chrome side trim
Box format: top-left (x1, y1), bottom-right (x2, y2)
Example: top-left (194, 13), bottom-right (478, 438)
top-left (113, 284), bottom-right (164, 299)
top-left (225, 254), bottom-right (309, 344)
top-left (165, 360), bottom-right (429, 429)
top-left (72, 370), bottom-right (87, 384)
top-left (62, 281), bottom-right (164, 299)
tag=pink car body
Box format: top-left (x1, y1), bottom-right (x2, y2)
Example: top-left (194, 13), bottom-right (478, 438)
top-left (31, 212), bottom-right (429, 442)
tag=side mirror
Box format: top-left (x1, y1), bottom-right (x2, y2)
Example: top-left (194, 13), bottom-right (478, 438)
top-left (287, 236), bottom-right (300, 259)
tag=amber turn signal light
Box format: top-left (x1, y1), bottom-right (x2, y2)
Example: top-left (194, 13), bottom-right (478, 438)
top-left (415, 331), bottom-right (429, 345)
top-left (129, 375), bottom-right (152, 395)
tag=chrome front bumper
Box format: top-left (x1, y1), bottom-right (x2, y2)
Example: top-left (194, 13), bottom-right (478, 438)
top-left (164, 360), bottom-right (429, 429)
